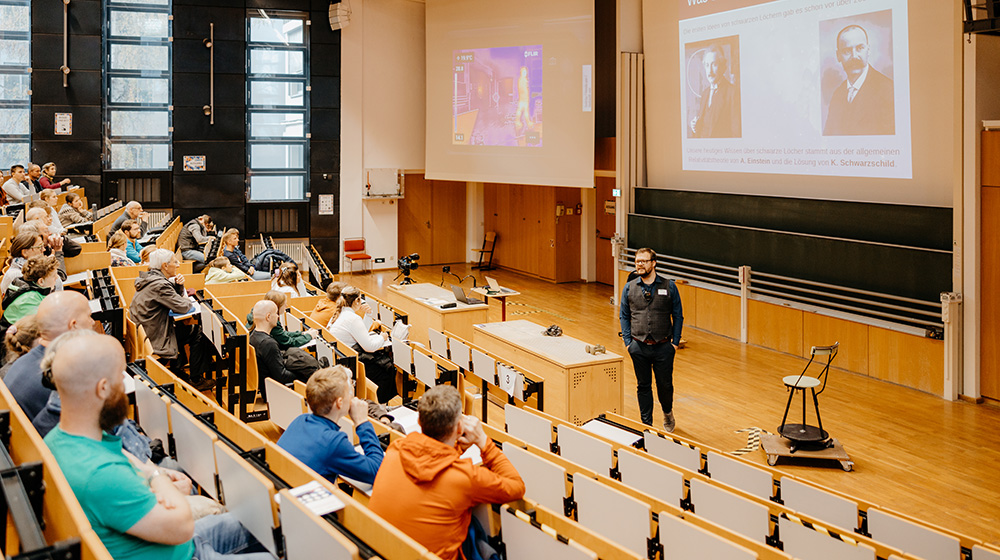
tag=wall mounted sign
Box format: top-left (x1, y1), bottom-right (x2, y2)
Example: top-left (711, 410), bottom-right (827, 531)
top-left (318, 194), bottom-right (335, 215)
top-left (183, 155), bottom-right (206, 172)
top-left (54, 113), bottom-right (72, 135)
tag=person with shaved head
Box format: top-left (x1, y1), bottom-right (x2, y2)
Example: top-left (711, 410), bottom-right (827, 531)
top-left (44, 334), bottom-right (274, 560)
top-left (248, 299), bottom-right (298, 400)
top-left (5, 291), bottom-right (94, 421)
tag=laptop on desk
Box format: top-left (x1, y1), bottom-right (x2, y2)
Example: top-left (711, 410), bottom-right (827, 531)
top-left (451, 285), bottom-right (485, 305)
top-left (484, 276), bottom-right (515, 294)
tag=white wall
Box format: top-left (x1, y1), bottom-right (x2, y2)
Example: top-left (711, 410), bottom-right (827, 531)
top-left (340, 0), bottom-right (426, 270)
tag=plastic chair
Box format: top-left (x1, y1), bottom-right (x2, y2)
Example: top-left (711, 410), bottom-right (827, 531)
top-left (472, 231), bottom-right (497, 270)
top-left (778, 342), bottom-right (839, 450)
top-left (343, 238), bottom-right (372, 274)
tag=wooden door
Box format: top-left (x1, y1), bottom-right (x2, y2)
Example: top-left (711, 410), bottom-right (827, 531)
top-left (595, 176), bottom-right (616, 285)
top-left (981, 131), bottom-right (1000, 401)
top-left (398, 174), bottom-right (434, 260)
top-left (430, 179), bottom-right (467, 264)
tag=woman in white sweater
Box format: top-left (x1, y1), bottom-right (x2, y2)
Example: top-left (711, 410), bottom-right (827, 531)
top-left (328, 286), bottom-right (386, 353)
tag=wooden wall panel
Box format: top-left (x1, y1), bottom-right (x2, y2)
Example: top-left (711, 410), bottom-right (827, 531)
top-left (868, 327), bottom-right (944, 396)
top-left (802, 312), bottom-right (870, 375)
top-left (484, 183), bottom-right (581, 282)
top-left (983, 131), bottom-right (1000, 187)
top-left (748, 300), bottom-right (803, 356)
top-left (675, 282), bottom-right (698, 328)
top-left (982, 185), bottom-right (1000, 400)
top-left (695, 290), bottom-right (741, 340)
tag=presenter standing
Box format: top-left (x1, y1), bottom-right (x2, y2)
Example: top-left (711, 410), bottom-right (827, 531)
top-left (620, 248), bottom-right (684, 432)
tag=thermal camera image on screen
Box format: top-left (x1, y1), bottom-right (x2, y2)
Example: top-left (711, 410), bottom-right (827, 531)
top-left (452, 46), bottom-right (543, 147)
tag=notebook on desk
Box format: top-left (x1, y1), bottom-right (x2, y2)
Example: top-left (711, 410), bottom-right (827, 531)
top-left (451, 285), bottom-right (484, 305)
top-left (485, 276), bottom-right (515, 294)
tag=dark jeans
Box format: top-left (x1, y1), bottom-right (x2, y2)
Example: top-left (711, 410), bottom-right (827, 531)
top-left (170, 322), bottom-right (216, 380)
top-left (627, 340), bottom-right (675, 425)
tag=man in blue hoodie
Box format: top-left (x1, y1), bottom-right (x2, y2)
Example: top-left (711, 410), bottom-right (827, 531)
top-left (277, 365), bottom-right (384, 485)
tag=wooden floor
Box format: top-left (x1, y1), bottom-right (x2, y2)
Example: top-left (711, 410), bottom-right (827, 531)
top-left (341, 263), bottom-right (1000, 546)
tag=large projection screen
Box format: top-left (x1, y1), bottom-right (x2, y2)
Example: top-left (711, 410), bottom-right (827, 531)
top-left (644, 0), bottom-right (960, 207)
top-left (426, 0), bottom-right (596, 188)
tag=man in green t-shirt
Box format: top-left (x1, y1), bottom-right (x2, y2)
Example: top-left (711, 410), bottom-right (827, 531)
top-left (44, 332), bottom-right (274, 560)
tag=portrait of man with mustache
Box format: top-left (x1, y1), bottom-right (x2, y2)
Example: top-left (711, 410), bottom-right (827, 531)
top-left (823, 23), bottom-right (895, 136)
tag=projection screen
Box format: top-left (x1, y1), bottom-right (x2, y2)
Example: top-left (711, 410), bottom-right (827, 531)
top-left (425, 0), bottom-right (596, 188)
top-left (644, 0), bottom-right (960, 207)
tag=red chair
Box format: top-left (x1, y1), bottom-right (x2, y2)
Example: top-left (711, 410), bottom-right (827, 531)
top-left (343, 238), bottom-right (372, 274)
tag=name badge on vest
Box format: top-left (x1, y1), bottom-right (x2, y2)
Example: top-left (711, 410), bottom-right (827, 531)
top-left (658, 289), bottom-right (668, 296)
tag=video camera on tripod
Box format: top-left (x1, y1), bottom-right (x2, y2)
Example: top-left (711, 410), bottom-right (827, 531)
top-left (395, 253), bottom-right (420, 284)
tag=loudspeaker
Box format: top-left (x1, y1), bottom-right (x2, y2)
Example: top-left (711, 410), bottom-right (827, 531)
top-left (329, 2), bottom-right (351, 30)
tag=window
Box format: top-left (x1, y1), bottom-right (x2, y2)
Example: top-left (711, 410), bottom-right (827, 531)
top-left (0, 0), bottom-right (31, 169)
top-left (104, 0), bottom-right (172, 170)
top-left (247, 11), bottom-right (309, 202)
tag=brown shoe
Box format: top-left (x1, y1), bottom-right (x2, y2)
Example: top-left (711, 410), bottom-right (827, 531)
top-left (663, 412), bottom-right (675, 433)
top-left (191, 377), bottom-right (216, 392)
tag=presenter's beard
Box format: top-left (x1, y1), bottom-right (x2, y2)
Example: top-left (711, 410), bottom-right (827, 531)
top-left (99, 386), bottom-right (130, 432)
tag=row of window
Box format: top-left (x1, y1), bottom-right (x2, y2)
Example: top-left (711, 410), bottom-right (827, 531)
top-left (1, 3), bottom-right (310, 202)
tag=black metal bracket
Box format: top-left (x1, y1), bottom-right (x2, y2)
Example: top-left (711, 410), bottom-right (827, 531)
top-left (562, 495), bottom-right (577, 518)
top-left (646, 536), bottom-right (663, 560)
top-left (197, 411), bottom-right (216, 426)
top-left (160, 382), bottom-right (175, 396)
top-left (243, 446), bottom-right (268, 467)
top-left (610, 467), bottom-right (621, 481)
top-left (11, 538), bottom-right (82, 560)
top-left (0, 410), bottom-right (10, 450)
top-left (435, 368), bottom-right (458, 387)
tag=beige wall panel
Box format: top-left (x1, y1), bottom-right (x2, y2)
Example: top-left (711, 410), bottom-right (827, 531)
top-left (802, 312), bottom-right (870, 375)
top-left (748, 300), bottom-right (802, 356)
top-left (868, 327), bottom-right (944, 396)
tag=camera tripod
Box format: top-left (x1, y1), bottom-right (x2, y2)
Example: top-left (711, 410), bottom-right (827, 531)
top-left (394, 270), bottom-right (414, 285)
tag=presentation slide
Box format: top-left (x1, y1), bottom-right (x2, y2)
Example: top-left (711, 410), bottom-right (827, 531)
top-left (426, 0), bottom-right (595, 188)
top-left (452, 46), bottom-right (544, 147)
top-left (679, 0), bottom-right (911, 179)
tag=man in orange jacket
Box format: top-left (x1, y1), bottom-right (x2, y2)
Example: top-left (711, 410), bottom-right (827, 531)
top-left (368, 386), bottom-right (525, 560)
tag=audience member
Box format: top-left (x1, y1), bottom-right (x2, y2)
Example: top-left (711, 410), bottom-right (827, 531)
top-left (221, 228), bottom-right (270, 280)
top-left (111, 201), bottom-right (148, 235)
top-left (368, 386), bottom-right (524, 560)
top-left (1, 255), bottom-right (60, 333)
top-left (58, 192), bottom-right (93, 225)
top-left (310, 281), bottom-right (346, 326)
top-left (120, 219), bottom-right (144, 263)
top-left (38, 190), bottom-right (65, 235)
top-left (3, 165), bottom-right (31, 203)
top-left (22, 164), bottom-right (41, 193)
top-left (277, 365), bottom-right (384, 485)
top-left (249, 300), bottom-right (309, 399)
top-left (130, 249), bottom-right (215, 391)
top-left (6, 291), bottom-right (94, 420)
top-left (272, 261), bottom-right (308, 297)
top-left (178, 214), bottom-right (215, 264)
top-left (140, 245), bottom-right (154, 264)
top-left (205, 257), bottom-right (248, 284)
top-left (328, 286), bottom-right (395, 403)
top-left (44, 333), bottom-right (275, 560)
top-left (2, 232), bottom-right (48, 294)
top-left (0, 314), bottom-right (41, 379)
top-left (244, 291), bottom-right (315, 350)
top-left (107, 231), bottom-right (133, 267)
top-left (38, 162), bottom-right (71, 190)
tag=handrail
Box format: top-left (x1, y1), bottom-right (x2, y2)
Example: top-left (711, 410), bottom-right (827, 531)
top-left (619, 247), bottom-right (943, 331)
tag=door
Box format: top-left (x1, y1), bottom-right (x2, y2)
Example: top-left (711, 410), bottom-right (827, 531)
top-left (398, 174), bottom-right (434, 261)
top-left (595, 176), bottom-right (616, 285)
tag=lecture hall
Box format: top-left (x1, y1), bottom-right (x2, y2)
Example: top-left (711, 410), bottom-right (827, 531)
top-left (0, 0), bottom-right (998, 559)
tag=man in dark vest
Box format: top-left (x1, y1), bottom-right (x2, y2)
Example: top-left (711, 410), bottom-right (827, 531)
top-left (177, 214), bottom-right (215, 266)
top-left (619, 248), bottom-right (684, 432)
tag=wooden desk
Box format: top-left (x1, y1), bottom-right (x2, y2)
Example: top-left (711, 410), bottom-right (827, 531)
top-left (385, 283), bottom-right (488, 345)
top-left (473, 319), bottom-right (623, 425)
top-left (471, 287), bottom-right (521, 321)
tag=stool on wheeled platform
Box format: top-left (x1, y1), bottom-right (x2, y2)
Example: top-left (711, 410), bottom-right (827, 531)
top-left (779, 342), bottom-right (838, 448)
top-left (773, 342), bottom-right (854, 472)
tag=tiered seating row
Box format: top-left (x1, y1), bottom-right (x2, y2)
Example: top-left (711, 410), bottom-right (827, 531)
top-left (131, 357), bottom-right (436, 560)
